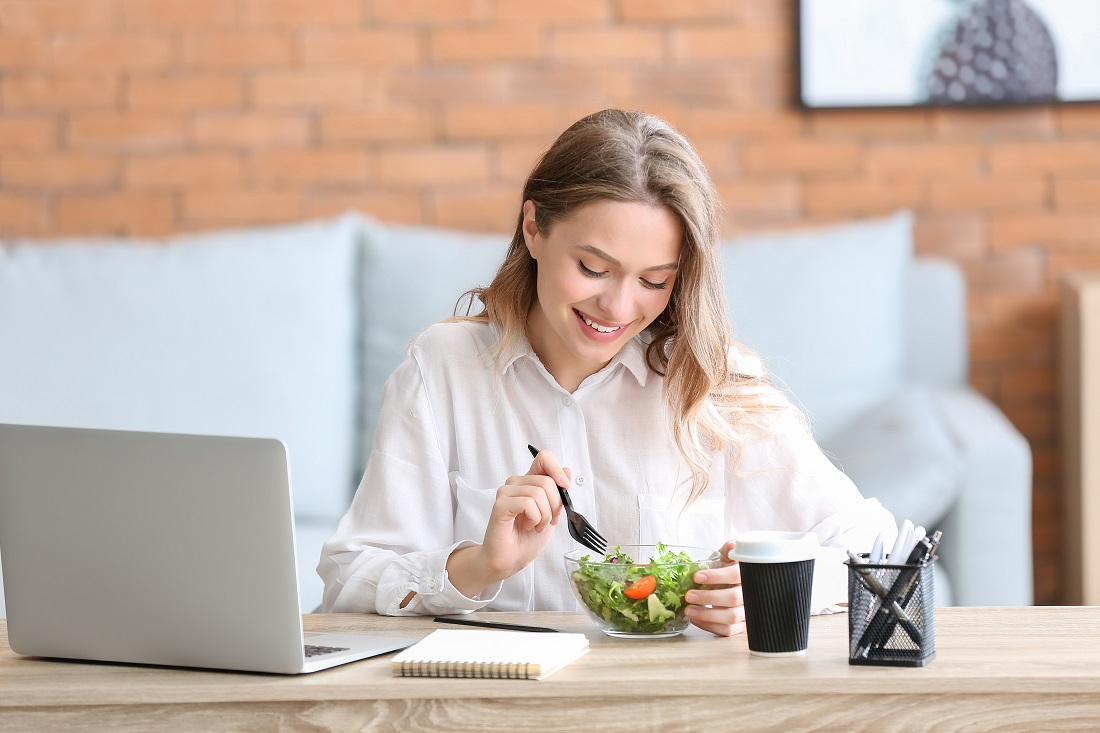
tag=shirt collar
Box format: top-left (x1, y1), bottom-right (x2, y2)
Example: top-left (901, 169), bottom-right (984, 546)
top-left (502, 331), bottom-right (651, 388)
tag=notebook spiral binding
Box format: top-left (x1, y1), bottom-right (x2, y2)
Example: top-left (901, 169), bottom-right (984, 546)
top-left (397, 659), bottom-right (537, 679)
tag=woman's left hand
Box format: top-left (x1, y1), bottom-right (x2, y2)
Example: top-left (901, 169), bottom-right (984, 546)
top-left (684, 540), bottom-right (744, 637)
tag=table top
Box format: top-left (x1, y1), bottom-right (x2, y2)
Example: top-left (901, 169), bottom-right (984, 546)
top-left (3, 606), bottom-right (1100, 707)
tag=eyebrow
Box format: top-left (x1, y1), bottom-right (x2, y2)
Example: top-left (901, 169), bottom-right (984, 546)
top-left (576, 244), bottom-right (679, 272)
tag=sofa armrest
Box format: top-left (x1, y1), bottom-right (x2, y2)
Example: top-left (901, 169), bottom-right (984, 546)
top-left (932, 387), bottom-right (1034, 606)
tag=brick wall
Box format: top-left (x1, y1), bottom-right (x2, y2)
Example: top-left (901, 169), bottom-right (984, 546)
top-left (2, 0), bottom-right (1096, 604)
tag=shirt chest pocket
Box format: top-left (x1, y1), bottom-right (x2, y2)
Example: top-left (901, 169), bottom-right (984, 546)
top-left (637, 494), bottom-right (727, 550)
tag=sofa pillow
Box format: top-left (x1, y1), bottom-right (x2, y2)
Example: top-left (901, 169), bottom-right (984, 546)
top-left (818, 385), bottom-right (964, 530)
top-left (358, 215), bottom-right (510, 460)
top-left (722, 211), bottom-right (913, 442)
top-left (0, 215), bottom-right (360, 523)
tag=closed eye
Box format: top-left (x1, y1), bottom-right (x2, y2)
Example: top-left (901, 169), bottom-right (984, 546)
top-left (578, 260), bottom-right (607, 278)
top-left (641, 278), bottom-right (668, 290)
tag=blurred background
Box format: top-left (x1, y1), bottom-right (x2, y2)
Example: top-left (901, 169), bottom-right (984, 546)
top-left (1, 0), bottom-right (1097, 605)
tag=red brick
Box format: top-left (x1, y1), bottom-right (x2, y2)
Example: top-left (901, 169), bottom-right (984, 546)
top-left (989, 213), bottom-right (1100, 250)
top-left (245, 0), bottom-right (362, 27)
top-left (429, 186), bottom-right (517, 232)
top-left (125, 153), bottom-right (244, 189)
top-left (0, 194), bottom-right (46, 234)
top-left (1001, 402), bottom-right (1056, 444)
top-left (442, 103), bottom-right (564, 141)
top-left (1048, 252), bottom-right (1100, 287)
top-left (251, 149), bottom-right (370, 186)
top-left (253, 71), bottom-right (375, 109)
top-left (182, 33), bottom-right (293, 69)
top-left (3, 153), bottom-right (118, 188)
top-left (618, 0), bottom-right (739, 21)
top-left (1001, 366), bottom-right (1058, 399)
top-left (504, 67), bottom-right (629, 103)
top-left (320, 108), bottom-right (434, 144)
top-left (963, 249), bottom-right (1047, 292)
top-left (716, 179), bottom-right (800, 217)
top-left (989, 141), bottom-right (1100, 174)
top-left (0, 36), bottom-right (42, 68)
top-left (126, 75), bottom-right (243, 112)
top-left (495, 0), bottom-right (610, 23)
top-left (184, 190), bottom-right (302, 226)
top-left (685, 110), bottom-right (803, 139)
top-left (808, 110), bottom-right (931, 138)
top-left (0, 116), bottom-right (57, 151)
top-left (68, 114), bottom-right (183, 150)
top-left (741, 141), bottom-right (862, 175)
top-left (431, 24), bottom-right (544, 63)
top-left (2, 74), bottom-right (118, 110)
top-left (191, 113), bottom-right (310, 147)
top-left (371, 0), bottom-right (487, 24)
top-left (388, 68), bottom-right (505, 104)
top-left (932, 108), bottom-right (1056, 138)
top-left (692, 138), bottom-right (737, 178)
top-left (122, 0), bottom-right (239, 28)
top-left (301, 30), bottom-right (421, 66)
top-left (1056, 179), bottom-right (1100, 211)
top-left (913, 214), bottom-right (987, 260)
top-left (804, 178), bottom-right (924, 217)
top-left (51, 37), bottom-right (175, 71)
top-left (866, 142), bottom-right (983, 178)
top-left (625, 69), bottom-right (743, 106)
top-left (1057, 107), bottom-right (1100, 136)
top-left (551, 27), bottom-right (661, 62)
top-left (668, 25), bottom-right (789, 61)
top-left (304, 191), bottom-right (425, 224)
top-left (929, 179), bottom-right (1048, 212)
top-left (377, 145), bottom-right (490, 187)
top-left (55, 193), bottom-right (176, 236)
top-left (0, 0), bottom-right (116, 32)
top-left (494, 140), bottom-right (550, 183)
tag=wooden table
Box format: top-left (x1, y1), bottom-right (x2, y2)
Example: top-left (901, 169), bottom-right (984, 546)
top-left (3, 607), bottom-right (1099, 732)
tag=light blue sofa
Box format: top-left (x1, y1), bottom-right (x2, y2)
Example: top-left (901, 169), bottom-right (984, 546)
top-left (0, 211), bottom-right (1032, 616)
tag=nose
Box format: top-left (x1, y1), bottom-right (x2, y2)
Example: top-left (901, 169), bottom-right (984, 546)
top-left (595, 279), bottom-right (633, 323)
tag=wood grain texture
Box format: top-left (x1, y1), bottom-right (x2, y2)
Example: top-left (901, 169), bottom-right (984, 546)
top-left (2, 608), bottom-right (1099, 732)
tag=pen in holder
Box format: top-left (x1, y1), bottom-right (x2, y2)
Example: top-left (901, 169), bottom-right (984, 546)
top-left (846, 531), bottom-right (940, 668)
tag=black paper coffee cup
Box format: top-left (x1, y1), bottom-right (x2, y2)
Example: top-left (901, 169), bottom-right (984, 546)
top-left (729, 531), bottom-right (818, 657)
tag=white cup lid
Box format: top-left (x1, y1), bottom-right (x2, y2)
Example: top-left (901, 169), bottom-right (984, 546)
top-left (727, 531), bottom-right (819, 563)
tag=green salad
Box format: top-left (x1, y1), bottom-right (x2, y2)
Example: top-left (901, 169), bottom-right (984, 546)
top-left (570, 543), bottom-right (709, 635)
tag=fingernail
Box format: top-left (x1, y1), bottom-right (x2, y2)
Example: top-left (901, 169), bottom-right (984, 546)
top-left (558, 473), bottom-right (569, 487)
top-left (695, 572), bottom-right (707, 582)
top-left (686, 591), bottom-right (699, 603)
top-left (685, 606), bottom-right (697, 617)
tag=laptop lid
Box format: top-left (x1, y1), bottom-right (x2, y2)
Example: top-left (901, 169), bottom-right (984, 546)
top-left (0, 423), bottom-right (411, 674)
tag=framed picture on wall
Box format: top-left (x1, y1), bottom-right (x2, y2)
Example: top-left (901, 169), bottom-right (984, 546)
top-left (797, 0), bottom-right (1100, 108)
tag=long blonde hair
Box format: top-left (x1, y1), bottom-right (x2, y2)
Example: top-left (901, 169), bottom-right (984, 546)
top-left (459, 109), bottom-right (780, 504)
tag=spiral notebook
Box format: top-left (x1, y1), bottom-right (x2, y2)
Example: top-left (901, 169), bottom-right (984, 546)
top-left (392, 629), bottom-right (589, 680)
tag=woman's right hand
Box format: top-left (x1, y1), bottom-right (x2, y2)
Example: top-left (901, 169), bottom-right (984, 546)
top-left (445, 450), bottom-right (570, 597)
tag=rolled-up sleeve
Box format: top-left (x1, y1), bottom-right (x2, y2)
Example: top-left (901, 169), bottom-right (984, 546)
top-left (317, 352), bottom-right (502, 615)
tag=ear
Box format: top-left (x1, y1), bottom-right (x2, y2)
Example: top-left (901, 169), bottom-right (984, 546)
top-left (521, 200), bottom-right (539, 256)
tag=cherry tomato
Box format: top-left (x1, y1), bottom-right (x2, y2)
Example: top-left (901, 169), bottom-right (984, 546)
top-left (623, 575), bottom-right (656, 600)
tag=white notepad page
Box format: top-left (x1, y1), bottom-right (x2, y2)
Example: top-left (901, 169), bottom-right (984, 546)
top-left (392, 629), bottom-right (590, 680)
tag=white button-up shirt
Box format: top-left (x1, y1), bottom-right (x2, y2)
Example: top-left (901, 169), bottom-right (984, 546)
top-left (319, 321), bottom-right (896, 616)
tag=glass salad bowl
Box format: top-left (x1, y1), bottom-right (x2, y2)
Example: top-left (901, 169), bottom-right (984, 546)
top-left (565, 543), bottom-right (722, 638)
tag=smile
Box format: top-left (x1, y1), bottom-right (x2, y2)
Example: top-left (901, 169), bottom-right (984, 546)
top-left (576, 310), bottom-right (623, 334)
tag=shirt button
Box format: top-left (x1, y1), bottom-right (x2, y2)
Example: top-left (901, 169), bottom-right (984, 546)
top-left (576, 476), bottom-right (585, 485)
top-left (426, 579), bottom-right (437, 591)
top-left (563, 397), bottom-right (572, 406)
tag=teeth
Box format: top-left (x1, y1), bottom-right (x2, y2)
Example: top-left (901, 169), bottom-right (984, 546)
top-left (580, 312), bottom-right (621, 333)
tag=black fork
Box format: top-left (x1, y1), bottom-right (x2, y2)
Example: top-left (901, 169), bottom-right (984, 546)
top-left (527, 445), bottom-right (607, 555)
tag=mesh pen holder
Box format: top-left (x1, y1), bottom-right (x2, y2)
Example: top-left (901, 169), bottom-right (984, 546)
top-left (846, 556), bottom-right (936, 667)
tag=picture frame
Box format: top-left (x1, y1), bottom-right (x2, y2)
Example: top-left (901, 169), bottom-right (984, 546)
top-left (797, 0), bottom-right (1100, 109)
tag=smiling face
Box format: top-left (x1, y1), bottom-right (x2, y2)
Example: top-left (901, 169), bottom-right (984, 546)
top-left (523, 198), bottom-right (682, 392)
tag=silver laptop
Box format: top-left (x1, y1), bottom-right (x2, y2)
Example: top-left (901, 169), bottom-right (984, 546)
top-left (0, 423), bottom-right (414, 674)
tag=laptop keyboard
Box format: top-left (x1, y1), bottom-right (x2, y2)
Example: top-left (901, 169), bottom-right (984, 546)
top-left (304, 644), bottom-right (351, 658)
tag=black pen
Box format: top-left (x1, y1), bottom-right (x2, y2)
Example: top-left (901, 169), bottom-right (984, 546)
top-left (433, 616), bottom-right (560, 633)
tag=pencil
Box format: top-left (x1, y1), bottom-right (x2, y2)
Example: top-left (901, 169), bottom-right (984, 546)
top-left (433, 616), bottom-right (560, 633)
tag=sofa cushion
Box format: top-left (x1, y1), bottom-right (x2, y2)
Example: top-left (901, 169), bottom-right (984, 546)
top-left (722, 212), bottom-right (913, 442)
top-left (0, 215), bottom-right (360, 523)
top-left (358, 215), bottom-right (510, 460)
top-left (818, 385), bottom-right (964, 530)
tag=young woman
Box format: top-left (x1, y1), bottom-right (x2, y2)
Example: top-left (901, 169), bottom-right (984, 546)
top-left (319, 109), bottom-right (896, 637)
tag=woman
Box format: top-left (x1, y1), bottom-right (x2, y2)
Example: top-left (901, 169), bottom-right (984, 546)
top-left (319, 109), bottom-right (895, 636)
